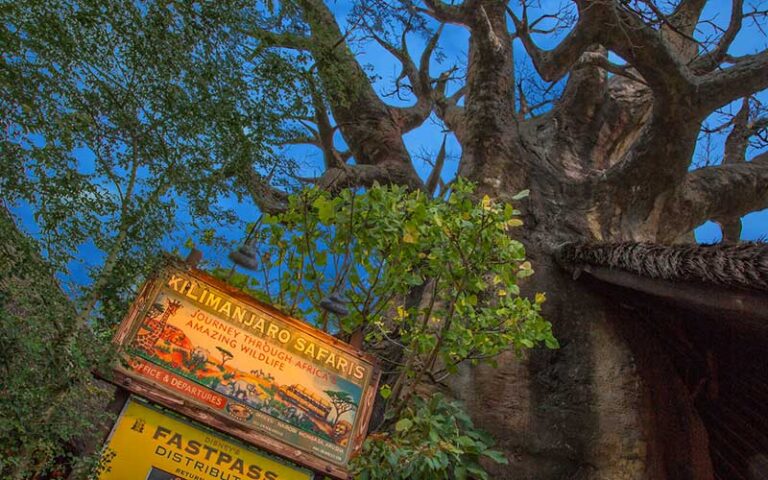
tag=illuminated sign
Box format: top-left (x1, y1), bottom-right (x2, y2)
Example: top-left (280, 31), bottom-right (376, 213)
top-left (110, 260), bottom-right (379, 479)
top-left (99, 398), bottom-right (312, 480)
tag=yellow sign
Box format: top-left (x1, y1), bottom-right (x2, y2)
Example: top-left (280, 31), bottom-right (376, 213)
top-left (100, 398), bottom-right (312, 480)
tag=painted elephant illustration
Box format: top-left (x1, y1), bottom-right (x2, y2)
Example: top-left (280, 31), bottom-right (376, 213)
top-left (224, 379), bottom-right (257, 402)
top-left (190, 347), bottom-right (210, 364)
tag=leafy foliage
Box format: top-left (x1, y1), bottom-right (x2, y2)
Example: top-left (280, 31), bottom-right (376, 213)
top-left (351, 394), bottom-right (507, 480)
top-left (0, 210), bottom-right (113, 479)
top-left (1, 0), bottom-right (291, 325)
top-left (0, 2), bottom-right (292, 477)
top-left (1, 3), bottom-right (559, 478)
top-left (232, 181), bottom-right (555, 361)
top-left (221, 181), bottom-right (556, 479)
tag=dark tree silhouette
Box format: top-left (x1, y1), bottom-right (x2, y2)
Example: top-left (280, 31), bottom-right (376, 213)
top-left (216, 346), bottom-right (234, 369)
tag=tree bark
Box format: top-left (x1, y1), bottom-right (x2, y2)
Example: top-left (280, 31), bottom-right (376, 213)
top-left (448, 166), bottom-right (715, 479)
top-left (246, 1), bottom-right (768, 477)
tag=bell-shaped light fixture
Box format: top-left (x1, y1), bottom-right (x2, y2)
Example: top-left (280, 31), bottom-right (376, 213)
top-left (319, 292), bottom-right (349, 317)
top-left (228, 243), bottom-right (259, 271)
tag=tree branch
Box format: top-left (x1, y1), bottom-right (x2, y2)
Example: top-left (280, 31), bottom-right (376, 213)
top-left (662, 153), bottom-right (768, 241)
top-left (573, 52), bottom-right (647, 85)
top-left (719, 98), bottom-right (751, 241)
top-left (307, 77), bottom-right (346, 169)
top-left (420, 0), bottom-right (472, 25)
top-left (433, 69), bottom-right (466, 133)
top-left (668, 0), bottom-right (708, 36)
top-left (697, 50), bottom-right (768, 113)
top-left (603, 2), bottom-right (694, 96)
top-left (509, 8), bottom-right (596, 82)
top-left (242, 168), bottom-right (290, 214)
top-left (723, 98), bottom-right (751, 165)
top-left (284, 0), bottom-right (424, 189)
top-left (372, 24), bottom-right (445, 132)
top-left (317, 163), bottom-right (423, 191)
top-left (598, 100), bottom-right (703, 218)
top-left (689, 0), bottom-right (744, 73)
top-left (425, 135), bottom-right (447, 195)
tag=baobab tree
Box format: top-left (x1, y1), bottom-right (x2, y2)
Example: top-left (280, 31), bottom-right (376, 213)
top-left (4, 0), bottom-right (767, 478)
top-left (238, 1), bottom-right (768, 479)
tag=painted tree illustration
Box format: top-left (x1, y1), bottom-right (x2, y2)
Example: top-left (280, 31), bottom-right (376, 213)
top-left (216, 347), bottom-right (234, 369)
top-left (325, 390), bottom-right (357, 426)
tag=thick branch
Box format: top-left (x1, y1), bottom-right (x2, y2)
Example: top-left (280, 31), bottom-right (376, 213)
top-left (425, 135), bottom-right (447, 195)
top-left (242, 169), bottom-right (290, 214)
top-left (574, 52), bottom-right (647, 85)
top-left (594, 0), bottom-right (763, 210)
top-left (552, 46), bottom-right (646, 176)
top-left (658, 0), bottom-right (709, 62)
top-left (459, 2), bottom-right (517, 179)
top-left (662, 153), bottom-right (768, 240)
top-left (718, 98), bottom-right (752, 241)
top-left (603, 4), bottom-right (693, 96)
top-left (724, 98), bottom-right (751, 165)
top-left (599, 100), bottom-right (702, 216)
top-left (308, 78), bottom-right (346, 169)
top-left (420, 0), bottom-right (472, 25)
top-left (317, 164), bottom-right (424, 191)
top-left (293, 0), bottom-right (423, 189)
top-left (668, 0), bottom-right (708, 36)
top-left (433, 69), bottom-right (466, 134)
top-left (510, 10), bottom-right (596, 82)
top-left (697, 51), bottom-right (768, 113)
top-left (373, 24), bottom-right (445, 132)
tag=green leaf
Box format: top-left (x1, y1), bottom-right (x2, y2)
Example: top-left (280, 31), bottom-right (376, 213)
top-left (511, 189), bottom-right (530, 200)
top-left (395, 418), bottom-right (413, 432)
top-left (379, 384), bottom-right (392, 399)
top-left (313, 195), bottom-right (336, 223)
top-left (483, 449), bottom-right (509, 465)
top-left (454, 465), bottom-right (467, 480)
top-left (402, 224), bottom-right (419, 244)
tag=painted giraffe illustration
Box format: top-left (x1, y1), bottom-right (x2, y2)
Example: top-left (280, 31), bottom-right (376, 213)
top-left (133, 298), bottom-right (182, 353)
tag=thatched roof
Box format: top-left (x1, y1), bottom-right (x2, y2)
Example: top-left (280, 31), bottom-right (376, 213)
top-left (556, 241), bottom-right (768, 293)
top-left (555, 240), bottom-right (768, 330)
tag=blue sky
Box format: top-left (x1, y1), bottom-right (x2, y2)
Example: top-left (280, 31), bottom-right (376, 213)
top-left (284, 0), bottom-right (767, 243)
top-left (9, 0), bottom-right (768, 293)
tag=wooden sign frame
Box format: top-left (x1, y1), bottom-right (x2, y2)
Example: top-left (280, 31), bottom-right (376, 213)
top-left (106, 257), bottom-right (380, 480)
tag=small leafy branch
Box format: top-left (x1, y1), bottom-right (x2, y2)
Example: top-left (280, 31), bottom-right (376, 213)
top-left (353, 394), bottom-right (506, 480)
top-left (221, 180), bottom-right (557, 479)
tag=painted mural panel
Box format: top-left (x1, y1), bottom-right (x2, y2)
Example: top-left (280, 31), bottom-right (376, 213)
top-left (113, 264), bottom-right (379, 475)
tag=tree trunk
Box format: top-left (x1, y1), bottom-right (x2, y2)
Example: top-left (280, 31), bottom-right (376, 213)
top-left (449, 171), bottom-right (714, 479)
top-left (241, 2), bottom-right (768, 477)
